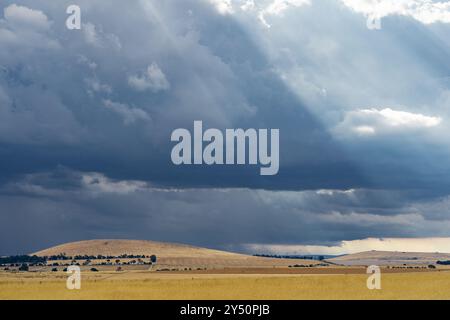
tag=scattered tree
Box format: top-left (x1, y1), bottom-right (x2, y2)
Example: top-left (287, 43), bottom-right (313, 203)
top-left (18, 264), bottom-right (29, 272)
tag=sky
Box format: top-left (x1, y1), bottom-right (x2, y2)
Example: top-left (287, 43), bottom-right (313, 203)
top-left (1, 0), bottom-right (450, 255)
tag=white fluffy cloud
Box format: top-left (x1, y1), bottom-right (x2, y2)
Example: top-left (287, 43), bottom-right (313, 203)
top-left (84, 78), bottom-right (112, 96)
top-left (102, 99), bottom-right (150, 125)
top-left (341, 0), bottom-right (450, 24)
top-left (3, 4), bottom-right (51, 30)
top-left (128, 63), bottom-right (170, 93)
top-left (82, 172), bottom-right (148, 194)
top-left (207, 0), bottom-right (450, 29)
top-left (209, 0), bottom-right (235, 14)
top-left (82, 22), bottom-right (99, 45)
top-left (258, 0), bottom-right (311, 27)
top-left (0, 4), bottom-right (58, 51)
top-left (82, 22), bottom-right (122, 49)
top-left (207, 0), bottom-right (311, 27)
top-left (336, 108), bottom-right (442, 136)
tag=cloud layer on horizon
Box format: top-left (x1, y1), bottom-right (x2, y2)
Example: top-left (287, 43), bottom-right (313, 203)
top-left (1, 168), bottom-right (450, 254)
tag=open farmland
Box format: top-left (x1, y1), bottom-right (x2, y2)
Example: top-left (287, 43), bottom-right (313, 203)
top-left (1, 270), bottom-right (450, 300)
top-left (1, 240), bottom-right (449, 300)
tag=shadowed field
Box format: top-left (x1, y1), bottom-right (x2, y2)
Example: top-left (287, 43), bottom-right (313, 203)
top-left (1, 270), bottom-right (450, 300)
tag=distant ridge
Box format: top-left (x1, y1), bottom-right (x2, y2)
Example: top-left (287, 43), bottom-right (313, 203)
top-left (327, 250), bottom-right (450, 266)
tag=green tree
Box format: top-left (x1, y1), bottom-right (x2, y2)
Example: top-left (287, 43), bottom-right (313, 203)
top-left (18, 264), bottom-right (29, 272)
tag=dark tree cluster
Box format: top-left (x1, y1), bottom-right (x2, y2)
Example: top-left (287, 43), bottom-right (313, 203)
top-left (46, 253), bottom-right (153, 260)
top-left (0, 255), bottom-right (46, 265)
top-left (1, 253), bottom-right (158, 271)
top-left (254, 254), bottom-right (328, 261)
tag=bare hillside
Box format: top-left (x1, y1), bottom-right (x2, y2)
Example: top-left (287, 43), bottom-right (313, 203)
top-left (33, 239), bottom-right (320, 268)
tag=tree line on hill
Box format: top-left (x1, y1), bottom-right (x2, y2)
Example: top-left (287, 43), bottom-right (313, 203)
top-left (253, 254), bottom-right (328, 261)
top-left (0, 255), bottom-right (46, 265)
top-left (1, 254), bottom-right (158, 270)
top-left (43, 253), bottom-right (154, 260)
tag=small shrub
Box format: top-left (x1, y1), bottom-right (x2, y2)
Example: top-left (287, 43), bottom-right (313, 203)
top-left (18, 264), bottom-right (29, 272)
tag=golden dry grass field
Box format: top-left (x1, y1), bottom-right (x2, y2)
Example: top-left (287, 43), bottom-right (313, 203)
top-left (1, 270), bottom-right (450, 300)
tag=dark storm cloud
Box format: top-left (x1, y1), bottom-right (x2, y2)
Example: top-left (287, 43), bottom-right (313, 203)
top-left (0, 0), bottom-right (365, 190)
top-left (0, 168), bottom-right (449, 254)
top-left (0, 0), bottom-right (447, 192)
top-left (1, 0), bottom-right (450, 254)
